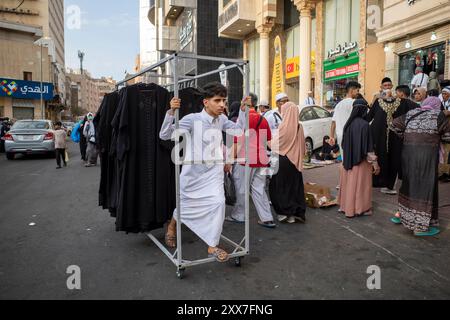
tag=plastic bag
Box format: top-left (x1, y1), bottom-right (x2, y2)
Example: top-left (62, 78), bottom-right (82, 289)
top-left (65, 150), bottom-right (70, 163)
top-left (71, 122), bottom-right (81, 143)
top-left (224, 172), bottom-right (236, 206)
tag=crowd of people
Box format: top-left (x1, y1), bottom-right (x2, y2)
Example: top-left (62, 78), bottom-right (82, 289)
top-left (156, 77), bottom-right (449, 262)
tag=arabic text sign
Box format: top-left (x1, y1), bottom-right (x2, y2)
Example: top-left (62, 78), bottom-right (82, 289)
top-left (324, 52), bottom-right (360, 82)
top-left (0, 78), bottom-right (54, 101)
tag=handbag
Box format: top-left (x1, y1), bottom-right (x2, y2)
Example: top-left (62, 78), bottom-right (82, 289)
top-left (224, 172), bottom-right (236, 206)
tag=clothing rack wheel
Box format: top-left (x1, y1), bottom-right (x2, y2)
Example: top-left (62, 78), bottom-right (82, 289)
top-left (176, 267), bottom-right (186, 280)
top-left (234, 257), bottom-right (242, 267)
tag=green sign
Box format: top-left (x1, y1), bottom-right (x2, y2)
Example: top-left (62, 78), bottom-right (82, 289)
top-left (324, 52), bottom-right (360, 82)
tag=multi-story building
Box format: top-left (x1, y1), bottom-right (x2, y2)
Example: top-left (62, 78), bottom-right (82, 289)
top-left (140, 0), bottom-right (158, 78)
top-left (0, 0), bottom-right (66, 120)
top-left (376, 0), bottom-right (449, 88)
top-left (66, 69), bottom-right (117, 115)
top-left (217, 0), bottom-right (386, 107)
top-left (149, 0), bottom-right (243, 103)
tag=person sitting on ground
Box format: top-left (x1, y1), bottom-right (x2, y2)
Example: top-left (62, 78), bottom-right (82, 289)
top-left (316, 136), bottom-right (340, 161)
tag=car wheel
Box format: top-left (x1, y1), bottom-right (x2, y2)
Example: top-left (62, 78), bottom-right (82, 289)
top-left (6, 152), bottom-right (15, 160)
top-left (305, 138), bottom-right (313, 163)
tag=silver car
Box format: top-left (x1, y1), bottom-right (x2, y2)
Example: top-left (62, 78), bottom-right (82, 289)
top-left (3, 120), bottom-right (56, 160)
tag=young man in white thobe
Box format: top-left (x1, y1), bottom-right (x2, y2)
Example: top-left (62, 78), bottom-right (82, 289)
top-left (159, 83), bottom-right (249, 263)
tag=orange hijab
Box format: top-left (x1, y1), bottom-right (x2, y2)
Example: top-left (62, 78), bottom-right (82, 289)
top-left (272, 102), bottom-right (306, 172)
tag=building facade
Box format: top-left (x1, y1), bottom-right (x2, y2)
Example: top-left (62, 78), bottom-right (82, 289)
top-left (0, 0), bottom-right (66, 120)
top-left (149, 0), bottom-right (244, 103)
top-left (376, 0), bottom-right (449, 89)
top-left (218, 0), bottom-right (388, 108)
top-left (140, 0), bottom-right (158, 81)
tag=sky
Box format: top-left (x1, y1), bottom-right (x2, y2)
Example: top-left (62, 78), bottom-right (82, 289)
top-left (64, 0), bottom-right (140, 81)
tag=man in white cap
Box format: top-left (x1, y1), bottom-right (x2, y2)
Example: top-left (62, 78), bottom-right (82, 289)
top-left (304, 91), bottom-right (316, 106)
top-left (259, 100), bottom-right (282, 131)
top-left (441, 86), bottom-right (450, 113)
top-left (410, 67), bottom-right (429, 90)
top-left (439, 86), bottom-right (450, 182)
top-left (275, 92), bottom-right (289, 114)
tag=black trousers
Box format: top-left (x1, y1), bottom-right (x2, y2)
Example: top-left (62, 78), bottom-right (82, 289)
top-left (56, 148), bottom-right (66, 167)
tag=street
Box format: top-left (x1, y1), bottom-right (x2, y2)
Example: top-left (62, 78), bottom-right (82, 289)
top-left (1, 142), bottom-right (449, 300)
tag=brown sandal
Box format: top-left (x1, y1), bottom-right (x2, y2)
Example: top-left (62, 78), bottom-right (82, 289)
top-left (208, 247), bottom-right (229, 263)
top-left (165, 233), bottom-right (176, 248)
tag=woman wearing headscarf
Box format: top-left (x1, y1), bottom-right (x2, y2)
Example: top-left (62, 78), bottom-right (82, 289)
top-left (413, 87), bottom-right (427, 105)
top-left (390, 97), bottom-right (450, 236)
top-left (339, 99), bottom-right (380, 218)
top-left (269, 102), bottom-right (307, 224)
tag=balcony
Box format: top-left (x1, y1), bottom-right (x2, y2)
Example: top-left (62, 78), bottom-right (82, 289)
top-left (157, 25), bottom-right (178, 53)
top-left (218, 0), bottom-right (256, 39)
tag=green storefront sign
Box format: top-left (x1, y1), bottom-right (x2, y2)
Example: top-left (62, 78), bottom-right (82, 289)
top-left (324, 52), bottom-right (360, 82)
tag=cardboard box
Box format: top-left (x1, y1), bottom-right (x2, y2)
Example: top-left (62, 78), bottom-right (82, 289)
top-left (304, 183), bottom-right (338, 208)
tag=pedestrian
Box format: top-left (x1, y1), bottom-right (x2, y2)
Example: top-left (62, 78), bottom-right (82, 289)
top-left (413, 87), bottom-right (427, 105)
top-left (338, 99), bottom-right (380, 218)
top-left (78, 116), bottom-right (88, 163)
top-left (371, 77), bottom-right (394, 105)
top-left (226, 98), bottom-right (275, 228)
top-left (259, 101), bottom-right (282, 131)
top-left (228, 101), bottom-right (241, 123)
top-left (304, 91), bottom-right (316, 106)
top-left (53, 121), bottom-right (67, 169)
top-left (367, 86), bottom-right (415, 195)
top-left (275, 92), bottom-right (290, 114)
top-left (83, 112), bottom-right (98, 167)
top-left (330, 81), bottom-right (361, 154)
top-left (269, 102), bottom-right (307, 224)
top-left (410, 67), bottom-right (429, 90)
top-left (427, 71), bottom-right (441, 92)
top-left (390, 96), bottom-right (450, 236)
top-left (159, 83), bottom-right (248, 263)
top-left (396, 85), bottom-right (418, 110)
top-left (438, 86), bottom-right (450, 182)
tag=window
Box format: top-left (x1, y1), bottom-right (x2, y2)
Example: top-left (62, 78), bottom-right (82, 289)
top-left (300, 108), bottom-right (317, 122)
top-left (324, 0), bottom-right (360, 54)
top-left (284, 0), bottom-right (299, 29)
top-left (23, 72), bottom-right (32, 81)
top-left (248, 36), bottom-right (260, 97)
top-left (313, 107), bottom-right (331, 118)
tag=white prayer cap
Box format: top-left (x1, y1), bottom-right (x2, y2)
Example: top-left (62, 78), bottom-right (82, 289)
top-left (275, 92), bottom-right (288, 102)
top-left (442, 86), bottom-right (450, 94)
top-left (259, 100), bottom-right (270, 107)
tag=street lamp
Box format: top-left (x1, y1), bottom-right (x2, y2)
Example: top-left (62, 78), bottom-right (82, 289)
top-left (34, 36), bottom-right (54, 120)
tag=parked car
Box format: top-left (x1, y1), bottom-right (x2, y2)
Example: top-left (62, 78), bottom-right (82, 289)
top-left (298, 105), bottom-right (333, 157)
top-left (2, 120), bottom-right (55, 160)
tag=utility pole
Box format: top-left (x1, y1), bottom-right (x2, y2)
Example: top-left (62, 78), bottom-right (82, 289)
top-left (78, 50), bottom-right (85, 75)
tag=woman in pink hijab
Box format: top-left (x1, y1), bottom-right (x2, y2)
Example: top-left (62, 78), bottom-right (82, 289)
top-left (269, 102), bottom-right (307, 224)
top-left (390, 96), bottom-right (450, 236)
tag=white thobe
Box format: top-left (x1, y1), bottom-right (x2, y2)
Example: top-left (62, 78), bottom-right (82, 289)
top-left (159, 109), bottom-right (246, 247)
top-left (411, 72), bottom-right (429, 89)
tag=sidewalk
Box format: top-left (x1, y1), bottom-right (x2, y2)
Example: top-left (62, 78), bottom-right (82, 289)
top-left (302, 163), bottom-right (450, 218)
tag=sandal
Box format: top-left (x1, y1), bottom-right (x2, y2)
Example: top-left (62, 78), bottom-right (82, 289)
top-left (414, 227), bottom-right (440, 237)
top-left (208, 247), bottom-right (229, 263)
top-left (165, 233), bottom-right (177, 248)
top-left (391, 212), bottom-right (401, 225)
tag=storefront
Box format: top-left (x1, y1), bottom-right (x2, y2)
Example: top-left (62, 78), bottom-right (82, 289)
top-left (0, 78), bottom-right (54, 120)
top-left (398, 42), bottom-right (447, 87)
top-left (323, 51), bottom-right (359, 109)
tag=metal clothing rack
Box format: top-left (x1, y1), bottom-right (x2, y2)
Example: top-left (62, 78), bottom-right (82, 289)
top-left (116, 53), bottom-right (251, 279)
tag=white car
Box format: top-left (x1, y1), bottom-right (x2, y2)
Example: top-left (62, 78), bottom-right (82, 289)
top-left (298, 105), bottom-right (333, 155)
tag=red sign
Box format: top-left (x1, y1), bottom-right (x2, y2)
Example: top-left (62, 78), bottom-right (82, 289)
top-left (325, 63), bottom-right (359, 79)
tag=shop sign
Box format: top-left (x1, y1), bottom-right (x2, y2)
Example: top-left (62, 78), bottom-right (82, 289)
top-left (0, 78), bottom-right (54, 101)
top-left (286, 52), bottom-right (316, 80)
top-left (327, 41), bottom-right (358, 59)
top-left (271, 36), bottom-right (285, 108)
top-left (180, 10), bottom-right (194, 50)
top-left (324, 52), bottom-right (360, 82)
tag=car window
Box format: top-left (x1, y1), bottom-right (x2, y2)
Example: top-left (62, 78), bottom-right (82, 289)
top-left (12, 121), bottom-right (50, 130)
top-left (313, 107), bottom-right (331, 119)
top-left (300, 108), bottom-right (318, 122)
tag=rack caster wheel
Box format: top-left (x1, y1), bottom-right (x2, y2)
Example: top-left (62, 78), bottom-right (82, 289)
top-left (177, 268), bottom-right (185, 279)
top-left (234, 257), bottom-right (242, 267)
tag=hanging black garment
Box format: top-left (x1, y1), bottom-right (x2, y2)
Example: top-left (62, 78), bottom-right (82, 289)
top-left (96, 92), bottom-right (119, 213)
top-left (365, 98), bottom-right (415, 189)
top-left (113, 83), bottom-right (174, 233)
top-left (342, 100), bottom-right (374, 171)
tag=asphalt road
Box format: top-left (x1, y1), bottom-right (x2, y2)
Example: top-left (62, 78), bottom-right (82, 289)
top-left (1, 142), bottom-right (449, 300)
